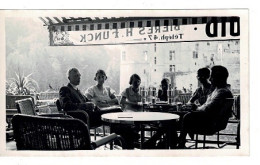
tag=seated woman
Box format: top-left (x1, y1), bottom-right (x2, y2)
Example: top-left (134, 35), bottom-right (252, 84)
top-left (188, 67), bottom-right (214, 105)
top-left (85, 69), bottom-right (119, 108)
top-left (112, 74), bottom-right (143, 149)
top-left (120, 74), bottom-right (143, 112)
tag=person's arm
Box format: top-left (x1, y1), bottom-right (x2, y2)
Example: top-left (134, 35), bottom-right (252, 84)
top-left (197, 89), bottom-right (232, 115)
top-left (105, 87), bottom-right (119, 105)
top-left (59, 87), bottom-right (94, 111)
top-left (106, 94), bottom-right (119, 105)
top-left (187, 88), bottom-right (199, 104)
top-left (120, 96), bottom-right (141, 106)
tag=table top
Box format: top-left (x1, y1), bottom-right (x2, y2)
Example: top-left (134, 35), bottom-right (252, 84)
top-left (144, 101), bottom-right (182, 105)
top-left (101, 112), bottom-right (179, 124)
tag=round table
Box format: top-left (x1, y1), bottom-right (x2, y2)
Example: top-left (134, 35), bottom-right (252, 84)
top-left (102, 112), bottom-right (179, 123)
top-left (101, 112), bottom-right (180, 149)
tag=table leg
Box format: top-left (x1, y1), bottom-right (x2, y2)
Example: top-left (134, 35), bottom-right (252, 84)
top-left (165, 120), bottom-right (178, 149)
top-left (140, 124), bottom-right (144, 149)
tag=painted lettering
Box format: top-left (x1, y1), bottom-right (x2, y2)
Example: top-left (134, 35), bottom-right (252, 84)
top-left (80, 34), bottom-right (86, 42)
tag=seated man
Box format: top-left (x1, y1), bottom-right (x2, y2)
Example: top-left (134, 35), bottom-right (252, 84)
top-left (157, 78), bottom-right (170, 102)
top-left (178, 65), bottom-right (233, 148)
top-left (59, 68), bottom-right (99, 128)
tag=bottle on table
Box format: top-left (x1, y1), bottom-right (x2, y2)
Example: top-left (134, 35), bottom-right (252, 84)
top-left (167, 84), bottom-right (174, 104)
top-left (140, 86), bottom-right (147, 104)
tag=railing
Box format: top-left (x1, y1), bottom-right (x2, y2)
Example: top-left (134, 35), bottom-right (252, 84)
top-left (177, 93), bottom-right (192, 104)
top-left (38, 92), bottom-right (59, 100)
top-left (6, 95), bottom-right (34, 109)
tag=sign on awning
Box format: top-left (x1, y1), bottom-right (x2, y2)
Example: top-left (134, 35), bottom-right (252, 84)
top-left (43, 17), bottom-right (240, 46)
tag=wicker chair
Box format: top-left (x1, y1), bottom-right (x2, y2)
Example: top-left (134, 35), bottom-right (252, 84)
top-left (12, 114), bottom-right (124, 150)
top-left (193, 98), bottom-right (234, 149)
top-left (15, 98), bottom-right (68, 118)
top-left (55, 99), bottom-right (101, 140)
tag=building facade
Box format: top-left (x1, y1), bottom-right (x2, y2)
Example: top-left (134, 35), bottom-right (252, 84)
top-left (120, 40), bottom-right (240, 94)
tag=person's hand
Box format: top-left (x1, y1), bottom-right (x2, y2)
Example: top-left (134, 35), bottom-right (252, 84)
top-left (137, 102), bottom-right (143, 106)
top-left (182, 103), bottom-right (197, 111)
top-left (85, 102), bottom-right (95, 111)
top-left (190, 103), bottom-right (198, 111)
top-left (97, 100), bottom-right (109, 104)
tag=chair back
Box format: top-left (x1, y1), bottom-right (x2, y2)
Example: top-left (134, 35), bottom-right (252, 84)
top-left (216, 98), bottom-right (234, 130)
top-left (6, 95), bottom-right (34, 109)
top-left (55, 99), bottom-right (63, 112)
top-left (178, 93), bottom-right (192, 104)
top-left (56, 99), bottom-right (90, 126)
top-left (12, 114), bottom-right (92, 150)
top-left (233, 94), bottom-right (240, 120)
top-left (15, 98), bottom-right (36, 116)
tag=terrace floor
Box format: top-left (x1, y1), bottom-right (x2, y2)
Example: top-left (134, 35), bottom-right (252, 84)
top-left (6, 122), bottom-right (239, 150)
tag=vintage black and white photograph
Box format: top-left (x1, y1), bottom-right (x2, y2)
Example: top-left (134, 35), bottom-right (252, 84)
top-left (0, 10), bottom-right (249, 156)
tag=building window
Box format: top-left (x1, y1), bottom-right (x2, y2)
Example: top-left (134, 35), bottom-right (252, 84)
top-left (121, 22), bottom-right (125, 28)
top-left (169, 65), bottom-right (175, 72)
top-left (138, 21), bottom-right (142, 27)
top-left (90, 24), bottom-right (94, 30)
top-left (193, 51), bottom-right (198, 59)
top-left (113, 23), bottom-right (117, 29)
top-left (203, 55), bottom-right (208, 62)
top-left (130, 22), bottom-right (135, 28)
top-left (144, 51), bottom-right (148, 61)
top-left (121, 51), bottom-right (126, 61)
top-left (144, 69), bottom-right (146, 74)
top-left (207, 42), bottom-right (210, 46)
top-left (169, 50), bottom-right (175, 61)
top-left (75, 25), bottom-right (79, 31)
top-left (82, 25), bottom-right (87, 30)
top-left (68, 26), bottom-right (71, 31)
top-left (147, 21), bottom-right (151, 27)
top-left (105, 23), bottom-right (109, 29)
top-left (154, 57), bottom-right (157, 64)
top-left (61, 26), bottom-right (64, 31)
top-left (155, 20), bottom-right (160, 26)
top-left (164, 20), bottom-right (169, 26)
top-left (154, 43), bottom-right (156, 52)
top-left (97, 24), bottom-right (102, 30)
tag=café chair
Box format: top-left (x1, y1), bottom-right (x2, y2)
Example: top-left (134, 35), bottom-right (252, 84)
top-left (15, 98), bottom-right (67, 118)
top-left (192, 98), bottom-right (234, 149)
top-left (217, 94), bottom-right (240, 149)
top-left (56, 99), bottom-right (101, 140)
top-left (12, 114), bottom-right (125, 150)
